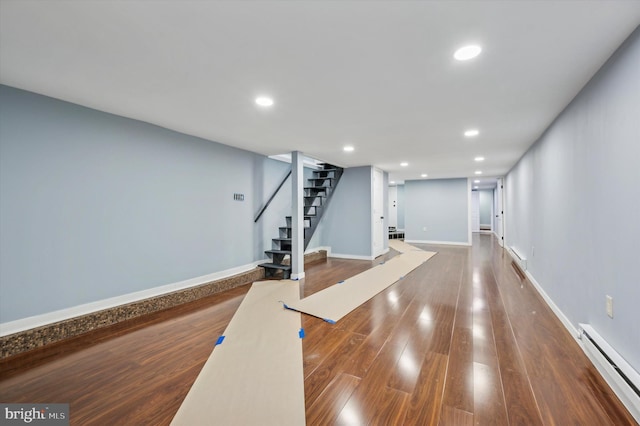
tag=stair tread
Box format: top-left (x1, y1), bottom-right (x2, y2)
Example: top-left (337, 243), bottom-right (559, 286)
top-left (265, 250), bottom-right (291, 254)
top-left (259, 263), bottom-right (292, 270)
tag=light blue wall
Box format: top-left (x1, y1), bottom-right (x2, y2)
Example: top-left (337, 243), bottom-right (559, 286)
top-left (0, 85), bottom-right (291, 323)
top-left (383, 171), bottom-right (389, 250)
top-left (405, 178), bottom-right (469, 244)
top-left (479, 189), bottom-right (493, 226)
top-left (317, 166), bottom-right (372, 257)
top-left (505, 27), bottom-right (640, 372)
top-left (396, 184), bottom-right (405, 229)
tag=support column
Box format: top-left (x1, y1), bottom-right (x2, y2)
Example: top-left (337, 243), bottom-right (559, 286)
top-left (291, 151), bottom-right (305, 280)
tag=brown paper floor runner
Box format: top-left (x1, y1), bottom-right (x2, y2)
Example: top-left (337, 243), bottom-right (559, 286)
top-left (171, 280), bottom-right (305, 426)
top-left (283, 240), bottom-right (436, 323)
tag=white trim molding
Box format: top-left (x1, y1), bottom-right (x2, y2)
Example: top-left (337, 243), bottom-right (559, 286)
top-left (405, 239), bottom-right (472, 247)
top-left (507, 249), bottom-right (640, 423)
top-left (329, 253), bottom-right (375, 261)
top-left (579, 324), bottom-right (640, 423)
top-left (0, 259), bottom-right (269, 337)
top-left (506, 249), bottom-right (578, 338)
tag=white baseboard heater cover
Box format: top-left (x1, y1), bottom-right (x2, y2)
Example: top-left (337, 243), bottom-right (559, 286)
top-left (579, 324), bottom-right (640, 423)
top-left (509, 246), bottom-right (527, 270)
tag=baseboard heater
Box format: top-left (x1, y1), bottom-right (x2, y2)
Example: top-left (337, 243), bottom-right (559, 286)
top-left (579, 324), bottom-right (640, 422)
top-left (509, 246), bottom-right (527, 270)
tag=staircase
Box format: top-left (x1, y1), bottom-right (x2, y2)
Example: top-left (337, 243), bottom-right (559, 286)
top-left (259, 163), bottom-right (343, 279)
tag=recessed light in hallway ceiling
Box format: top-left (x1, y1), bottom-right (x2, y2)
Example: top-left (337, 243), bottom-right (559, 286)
top-left (400, 162), bottom-right (409, 167)
top-left (454, 44), bottom-right (482, 61)
top-left (421, 173), bottom-right (428, 178)
top-left (475, 170), bottom-right (483, 175)
top-left (255, 96), bottom-right (274, 107)
top-left (474, 156), bottom-right (485, 162)
top-left (464, 129), bottom-right (479, 137)
top-left (343, 145), bottom-right (354, 152)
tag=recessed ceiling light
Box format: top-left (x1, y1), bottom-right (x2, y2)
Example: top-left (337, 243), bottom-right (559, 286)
top-left (474, 186), bottom-right (479, 189)
top-left (390, 181), bottom-right (396, 184)
top-left (474, 179), bottom-right (480, 183)
top-left (255, 96), bottom-right (274, 107)
top-left (465, 129), bottom-right (479, 137)
top-left (400, 162), bottom-right (409, 167)
top-left (454, 45), bottom-right (482, 61)
top-left (421, 173), bottom-right (428, 178)
top-left (475, 170), bottom-right (483, 175)
top-left (343, 145), bottom-right (354, 152)
top-left (474, 156), bottom-right (485, 162)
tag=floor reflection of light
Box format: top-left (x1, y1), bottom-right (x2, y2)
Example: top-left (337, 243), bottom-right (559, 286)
top-left (419, 307), bottom-right (432, 322)
top-left (387, 290), bottom-right (399, 304)
top-left (473, 324), bottom-right (485, 340)
top-left (474, 363), bottom-right (489, 405)
top-left (340, 404), bottom-right (363, 425)
top-left (473, 268), bottom-right (480, 285)
top-left (399, 349), bottom-right (418, 375)
top-left (473, 297), bottom-right (484, 311)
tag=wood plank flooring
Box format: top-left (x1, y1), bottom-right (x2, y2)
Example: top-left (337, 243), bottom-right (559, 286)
top-left (0, 234), bottom-right (636, 425)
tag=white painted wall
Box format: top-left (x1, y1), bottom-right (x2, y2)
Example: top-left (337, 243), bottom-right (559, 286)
top-left (505, 28), bottom-right (640, 372)
top-left (471, 190), bottom-right (480, 232)
top-left (0, 85), bottom-right (293, 323)
top-left (388, 185), bottom-right (398, 228)
top-left (405, 178), bottom-right (469, 245)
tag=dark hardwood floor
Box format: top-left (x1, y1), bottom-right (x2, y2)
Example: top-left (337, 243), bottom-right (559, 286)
top-left (0, 234), bottom-right (636, 425)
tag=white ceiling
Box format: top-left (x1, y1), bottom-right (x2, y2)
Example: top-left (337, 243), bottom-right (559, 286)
top-left (1, 1), bottom-right (639, 185)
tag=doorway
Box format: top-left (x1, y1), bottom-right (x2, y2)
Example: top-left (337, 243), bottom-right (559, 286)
top-left (495, 178), bottom-right (505, 247)
top-left (372, 168), bottom-right (384, 257)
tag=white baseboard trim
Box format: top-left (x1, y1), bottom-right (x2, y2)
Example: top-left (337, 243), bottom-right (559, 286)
top-left (578, 324), bottom-right (640, 423)
top-left (0, 259), bottom-right (270, 337)
top-left (405, 239), bottom-right (472, 247)
top-left (507, 250), bottom-right (640, 421)
top-left (526, 270), bottom-right (579, 339)
top-left (506, 250), bottom-right (579, 340)
top-left (329, 252), bottom-right (375, 261)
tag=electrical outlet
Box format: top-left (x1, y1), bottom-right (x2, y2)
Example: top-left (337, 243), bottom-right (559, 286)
top-left (606, 295), bottom-right (613, 318)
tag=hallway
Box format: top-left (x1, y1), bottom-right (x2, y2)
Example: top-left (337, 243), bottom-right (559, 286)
top-left (0, 235), bottom-right (635, 425)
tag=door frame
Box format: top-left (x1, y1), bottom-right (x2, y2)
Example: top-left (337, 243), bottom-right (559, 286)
top-left (495, 177), bottom-right (505, 247)
top-left (371, 167), bottom-right (385, 258)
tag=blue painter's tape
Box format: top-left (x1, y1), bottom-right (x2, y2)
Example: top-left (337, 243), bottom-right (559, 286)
top-left (399, 275), bottom-right (404, 279)
top-left (280, 301), bottom-right (292, 310)
top-left (324, 318), bottom-right (336, 324)
top-left (216, 335), bottom-right (225, 345)
top-left (299, 328), bottom-right (305, 339)
top-left (338, 280), bottom-right (345, 284)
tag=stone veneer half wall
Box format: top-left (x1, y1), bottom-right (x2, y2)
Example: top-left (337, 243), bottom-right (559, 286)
top-left (1, 250), bottom-right (327, 359)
